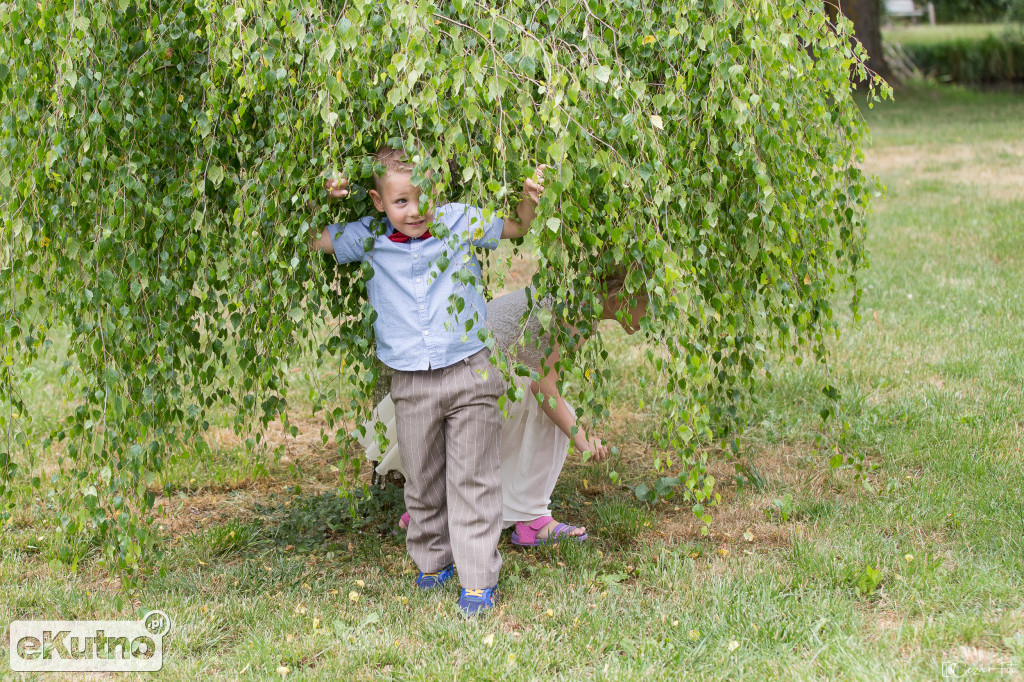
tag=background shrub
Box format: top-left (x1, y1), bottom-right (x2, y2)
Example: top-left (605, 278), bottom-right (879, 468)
top-left (927, 0), bottom-right (1013, 23)
top-left (902, 34), bottom-right (1024, 83)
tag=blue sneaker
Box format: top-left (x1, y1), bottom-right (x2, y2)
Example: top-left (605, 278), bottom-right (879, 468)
top-left (415, 564), bottom-right (455, 589)
top-left (458, 586), bottom-right (499, 616)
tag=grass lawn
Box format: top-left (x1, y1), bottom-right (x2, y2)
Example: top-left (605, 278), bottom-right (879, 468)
top-left (883, 22), bottom-right (1017, 46)
top-left (2, 84), bottom-right (1023, 679)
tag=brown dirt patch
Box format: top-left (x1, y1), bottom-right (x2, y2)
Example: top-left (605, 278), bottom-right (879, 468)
top-left (874, 610), bottom-right (901, 631)
top-left (154, 413), bottom-right (361, 540)
top-left (204, 412), bottom-right (347, 480)
top-left (153, 491), bottom-right (247, 540)
top-left (863, 142), bottom-right (1024, 201)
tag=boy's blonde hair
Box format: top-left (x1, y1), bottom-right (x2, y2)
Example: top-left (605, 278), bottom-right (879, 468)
top-left (372, 146), bottom-right (414, 191)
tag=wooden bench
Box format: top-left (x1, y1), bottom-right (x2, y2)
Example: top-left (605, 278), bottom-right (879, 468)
top-left (886, 0), bottom-right (936, 25)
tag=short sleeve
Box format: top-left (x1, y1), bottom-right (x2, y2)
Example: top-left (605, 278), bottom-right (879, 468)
top-left (453, 203), bottom-right (503, 250)
top-left (328, 217), bottom-right (375, 264)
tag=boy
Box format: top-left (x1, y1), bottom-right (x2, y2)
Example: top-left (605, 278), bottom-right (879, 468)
top-left (310, 147), bottom-right (546, 615)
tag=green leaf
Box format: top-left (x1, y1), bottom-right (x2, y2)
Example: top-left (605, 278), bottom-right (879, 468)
top-left (357, 612), bottom-right (381, 629)
top-left (208, 164), bottom-right (224, 188)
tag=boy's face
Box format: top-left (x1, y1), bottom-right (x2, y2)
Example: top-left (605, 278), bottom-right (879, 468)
top-left (369, 172), bottom-right (434, 238)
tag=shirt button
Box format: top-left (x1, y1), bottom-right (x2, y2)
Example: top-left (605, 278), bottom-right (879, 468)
top-left (413, 254), bottom-right (419, 259)
top-left (419, 305), bottom-right (424, 310)
top-left (424, 330), bottom-right (430, 336)
top-left (416, 278), bottom-right (421, 283)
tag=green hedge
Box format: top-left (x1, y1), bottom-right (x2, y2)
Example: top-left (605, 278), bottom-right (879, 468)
top-left (929, 0), bottom-right (1012, 23)
top-left (902, 34), bottom-right (1024, 83)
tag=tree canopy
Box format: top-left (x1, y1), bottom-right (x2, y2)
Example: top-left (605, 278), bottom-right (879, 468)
top-left (1, 0), bottom-right (884, 571)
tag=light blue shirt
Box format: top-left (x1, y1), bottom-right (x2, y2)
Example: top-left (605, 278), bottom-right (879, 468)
top-left (328, 203), bottom-right (504, 371)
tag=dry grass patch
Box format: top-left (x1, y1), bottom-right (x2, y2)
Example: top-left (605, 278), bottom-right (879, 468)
top-left (153, 414), bottom-right (363, 542)
top-left (655, 443), bottom-right (869, 551)
top-left (203, 412), bottom-right (349, 481)
top-left (873, 609), bottom-right (902, 632)
top-left (487, 250), bottom-right (538, 294)
top-left (946, 645), bottom-right (1019, 679)
top-left (863, 142), bottom-right (1024, 201)
top-left (153, 491), bottom-right (248, 540)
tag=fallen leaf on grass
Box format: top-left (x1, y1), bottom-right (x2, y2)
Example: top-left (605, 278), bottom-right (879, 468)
top-left (358, 613), bottom-right (380, 629)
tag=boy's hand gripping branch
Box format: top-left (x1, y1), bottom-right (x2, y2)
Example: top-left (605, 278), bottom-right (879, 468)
top-left (309, 176), bottom-right (354, 254)
top-left (501, 164), bottom-right (550, 239)
top-left (325, 176), bottom-right (350, 199)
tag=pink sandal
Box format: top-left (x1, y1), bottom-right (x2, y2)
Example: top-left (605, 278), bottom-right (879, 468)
top-left (511, 515), bottom-right (588, 547)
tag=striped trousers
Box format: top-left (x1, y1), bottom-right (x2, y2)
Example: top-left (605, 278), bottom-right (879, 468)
top-left (391, 349), bottom-right (504, 589)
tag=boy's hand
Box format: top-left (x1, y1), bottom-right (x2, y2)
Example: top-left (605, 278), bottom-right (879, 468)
top-left (325, 176), bottom-right (351, 199)
top-left (522, 164), bottom-right (549, 204)
top-left (501, 164), bottom-right (552, 239)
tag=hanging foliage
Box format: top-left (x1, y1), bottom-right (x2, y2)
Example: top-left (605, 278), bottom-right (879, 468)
top-left (0, 0), bottom-right (885, 571)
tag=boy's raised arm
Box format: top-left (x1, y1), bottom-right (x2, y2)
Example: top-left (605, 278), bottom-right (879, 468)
top-left (501, 165), bottom-right (549, 239)
top-left (309, 227), bottom-right (335, 255)
top-left (309, 177), bottom-right (352, 254)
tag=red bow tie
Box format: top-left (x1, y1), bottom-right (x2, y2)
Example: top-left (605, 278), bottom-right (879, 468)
top-left (388, 229), bottom-right (433, 243)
